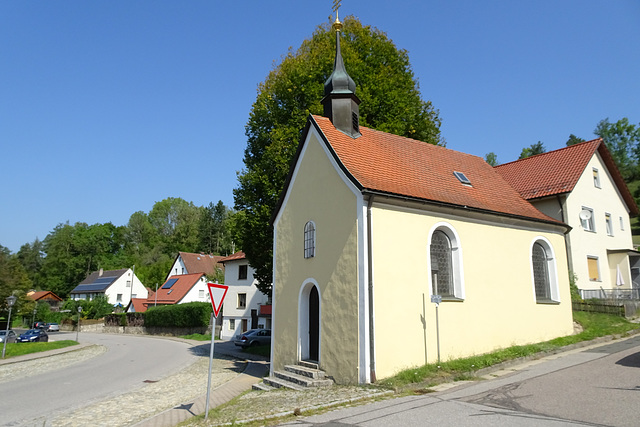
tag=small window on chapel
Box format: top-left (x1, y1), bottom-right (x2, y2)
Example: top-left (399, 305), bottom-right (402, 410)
top-left (352, 112), bottom-right (359, 133)
top-left (304, 221), bottom-right (316, 258)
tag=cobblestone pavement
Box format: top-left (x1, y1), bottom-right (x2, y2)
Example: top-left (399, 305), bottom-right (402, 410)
top-left (1, 343), bottom-right (246, 427)
top-left (182, 385), bottom-right (392, 426)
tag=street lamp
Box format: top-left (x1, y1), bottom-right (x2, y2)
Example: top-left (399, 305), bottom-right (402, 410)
top-left (2, 295), bottom-right (17, 359)
top-left (32, 308), bottom-right (37, 328)
top-left (75, 306), bottom-right (82, 342)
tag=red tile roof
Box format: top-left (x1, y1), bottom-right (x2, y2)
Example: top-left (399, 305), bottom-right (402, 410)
top-left (153, 273), bottom-right (205, 305)
top-left (219, 251), bottom-right (246, 263)
top-left (129, 298), bottom-right (149, 313)
top-left (310, 115), bottom-right (560, 225)
top-left (178, 252), bottom-right (225, 276)
top-left (495, 139), bottom-right (638, 215)
top-left (28, 291), bottom-right (62, 302)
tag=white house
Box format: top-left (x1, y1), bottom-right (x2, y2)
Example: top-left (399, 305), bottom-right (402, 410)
top-left (127, 273), bottom-right (211, 312)
top-left (496, 139), bottom-right (640, 298)
top-left (219, 251), bottom-right (270, 340)
top-left (166, 252), bottom-right (224, 280)
top-left (70, 268), bottom-right (147, 307)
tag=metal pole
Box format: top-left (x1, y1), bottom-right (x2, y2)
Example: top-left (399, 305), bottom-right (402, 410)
top-left (129, 265), bottom-right (135, 306)
top-left (435, 303), bottom-right (441, 364)
top-left (205, 313), bottom-right (215, 419)
top-left (76, 307), bottom-right (82, 342)
top-left (2, 305), bottom-right (14, 359)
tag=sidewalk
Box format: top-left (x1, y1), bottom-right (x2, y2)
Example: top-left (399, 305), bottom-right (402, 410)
top-left (134, 360), bottom-right (268, 427)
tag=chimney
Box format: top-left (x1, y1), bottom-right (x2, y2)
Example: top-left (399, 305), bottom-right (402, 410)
top-left (99, 268), bottom-right (103, 277)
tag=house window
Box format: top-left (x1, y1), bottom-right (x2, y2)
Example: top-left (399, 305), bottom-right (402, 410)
top-left (605, 213), bottom-right (613, 236)
top-left (238, 265), bottom-right (248, 280)
top-left (126, 281), bottom-right (131, 287)
top-left (238, 293), bottom-right (247, 309)
top-left (587, 256), bottom-right (600, 281)
top-left (304, 221), bottom-right (316, 258)
top-left (580, 206), bottom-right (595, 232)
top-left (593, 168), bottom-right (601, 188)
top-left (531, 238), bottom-right (559, 303)
top-left (428, 224), bottom-right (464, 300)
top-left (229, 319), bottom-right (235, 330)
top-left (199, 289), bottom-right (205, 299)
top-left (181, 267), bottom-right (185, 274)
top-left (132, 294), bottom-right (136, 299)
top-left (620, 216), bottom-right (625, 231)
top-left (116, 294), bottom-right (122, 302)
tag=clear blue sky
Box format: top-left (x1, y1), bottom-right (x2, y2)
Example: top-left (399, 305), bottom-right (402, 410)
top-left (1, 1), bottom-right (639, 253)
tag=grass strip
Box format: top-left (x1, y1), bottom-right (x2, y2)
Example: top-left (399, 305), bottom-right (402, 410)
top-left (3, 340), bottom-right (78, 359)
top-left (380, 311), bottom-right (638, 389)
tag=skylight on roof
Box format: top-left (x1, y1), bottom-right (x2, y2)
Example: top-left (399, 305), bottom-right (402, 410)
top-left (453, 171), bottom-right (471, 185)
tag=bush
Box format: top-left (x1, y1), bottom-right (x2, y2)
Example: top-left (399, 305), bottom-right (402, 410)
top-left (145, 302), bottom-right (212, 328)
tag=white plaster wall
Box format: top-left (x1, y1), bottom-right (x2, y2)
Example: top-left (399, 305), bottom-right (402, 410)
top-left (220, 260), bottom-right (269, 340)
top-left (563, 153), bottom-right (634, 290)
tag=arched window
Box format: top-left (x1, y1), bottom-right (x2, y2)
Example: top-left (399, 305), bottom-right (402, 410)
top-left (304, 221), bottom-right (316, 258)
top-left (532, 243), bottom-right (550, 300)
top-left (430, 231), bottom-right (453, 297)
top-left (531, 238), bottom-right (559, 303)
top-left (428, 224), bottom-right (464, 300)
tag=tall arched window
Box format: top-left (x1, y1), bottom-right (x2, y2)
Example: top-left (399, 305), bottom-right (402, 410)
top-left (304, 221), bottom-right (316, 258)
top-left (530, 238), bottom-right (559, 303)
top-left (430, 230), bottom-right (453, 297)
top-left (428, 224), bottom-right (464, 300)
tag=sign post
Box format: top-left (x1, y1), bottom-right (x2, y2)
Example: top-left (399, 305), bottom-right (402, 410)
top-left (205, 282), bottom-right (228, 420)
top-left (430, 294), bottom-right (442, 364)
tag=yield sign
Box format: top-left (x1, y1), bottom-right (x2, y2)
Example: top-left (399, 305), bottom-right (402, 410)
top-left (207, 283), bottom-right (228, 318)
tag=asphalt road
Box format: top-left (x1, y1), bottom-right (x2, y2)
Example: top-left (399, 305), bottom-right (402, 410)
top-left (283, 335), bottom-right (640, 427)
top-left (0, 332), bottom-right (198, 426)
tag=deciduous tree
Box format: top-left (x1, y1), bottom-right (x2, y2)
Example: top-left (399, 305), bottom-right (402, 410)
top-left (235, 16), bottom-right (443, 295)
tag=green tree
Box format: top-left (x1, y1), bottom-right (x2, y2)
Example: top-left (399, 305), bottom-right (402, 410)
top-left (0, 245), bottom-right (32, 318)
top-left (148, 197), bottom-right (203, 254)
top-left (566, 134), bottom-right (585, 146)
top-left (519, 141), bottom-right (546, 159)
top-left (234, 16), bottom-right (443, 294)
top-left (199, 201), bottom-right (234, 255)
top-left (16, 238), bottom-right (45, 290)
top-left (595, 118), bottom-right (640, 180)
top-left (484, 152), bottom-right (498, 166)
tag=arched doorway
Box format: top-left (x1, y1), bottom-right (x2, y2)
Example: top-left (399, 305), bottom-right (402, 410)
top-left (299, 282), bottom-right (320, 363)
top-left (308, 286), bottom-right (319, 361)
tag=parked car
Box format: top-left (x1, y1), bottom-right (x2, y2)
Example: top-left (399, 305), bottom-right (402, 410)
top-left (0, 330), bottom-right (17, 343)
top-left (45, 323), bottom-right (60, 332)
top-left (234, 329), bottom-right (271, 348)
top-left (33, 321), bottom-right (46, 329)
top-left (18, 329), bottom-right (49, 343)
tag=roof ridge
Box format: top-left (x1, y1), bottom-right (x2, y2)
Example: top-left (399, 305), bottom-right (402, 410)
top-left (496, 138), bottom-right (602, 168)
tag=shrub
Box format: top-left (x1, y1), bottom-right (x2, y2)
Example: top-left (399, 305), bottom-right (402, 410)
top-left (145, 302), bottom-right (212, 328)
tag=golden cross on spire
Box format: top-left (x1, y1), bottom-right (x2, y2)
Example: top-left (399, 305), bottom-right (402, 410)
top-left (332, 0), bottom-right (343, 31)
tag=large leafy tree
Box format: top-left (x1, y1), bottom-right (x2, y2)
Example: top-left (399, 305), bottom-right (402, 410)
top-left (0, 245), bottom-right (32, 317)
top-left (199, 200), bottom-right (235, 255)
top-left (595, 118), bottom-right (640, 181)
top-left (235, 16), bottom-right (443, 295)
top-left (519, 141), bottom-right (546, 159)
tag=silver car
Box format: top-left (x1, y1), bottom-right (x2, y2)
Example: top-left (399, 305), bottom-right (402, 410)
top-left (234, 329), bottom-right (271, 348)
top-left (45, 323), bottom-right (60, 332)
top-left (0, 330), bottom-right (17, 343)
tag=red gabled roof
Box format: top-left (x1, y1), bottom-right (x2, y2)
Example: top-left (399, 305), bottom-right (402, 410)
top-left (176, 252), bottom-right (225, 276)
top-left (219, 251), bottom-right (246, 263)
top-left (129, 298), bottom-right (149, 313)
top-left (153, 273), bottom-right (205, 305)
top-left (28, 291), bottom-right (62, 302)
top-left (495, 139), bottom-right (638, 215)
top-left (310, 115), bottom-right (560, 225)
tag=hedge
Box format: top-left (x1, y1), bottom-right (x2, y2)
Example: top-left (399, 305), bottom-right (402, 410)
top-left (144, 302), bottom-right (212, 328)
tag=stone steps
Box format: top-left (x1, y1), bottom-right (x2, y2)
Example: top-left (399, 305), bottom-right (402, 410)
top-left (252, 362), bottom-right (333, 391)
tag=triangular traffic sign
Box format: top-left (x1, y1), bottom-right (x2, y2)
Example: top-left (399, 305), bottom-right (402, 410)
top-left (207, 283), bottom-right (228, 318)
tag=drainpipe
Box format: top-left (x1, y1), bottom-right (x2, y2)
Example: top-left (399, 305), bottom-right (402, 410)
top-left (367, 195), bottom-right (376, 383)
top-left (557, 195), bottom-right (574, 273)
